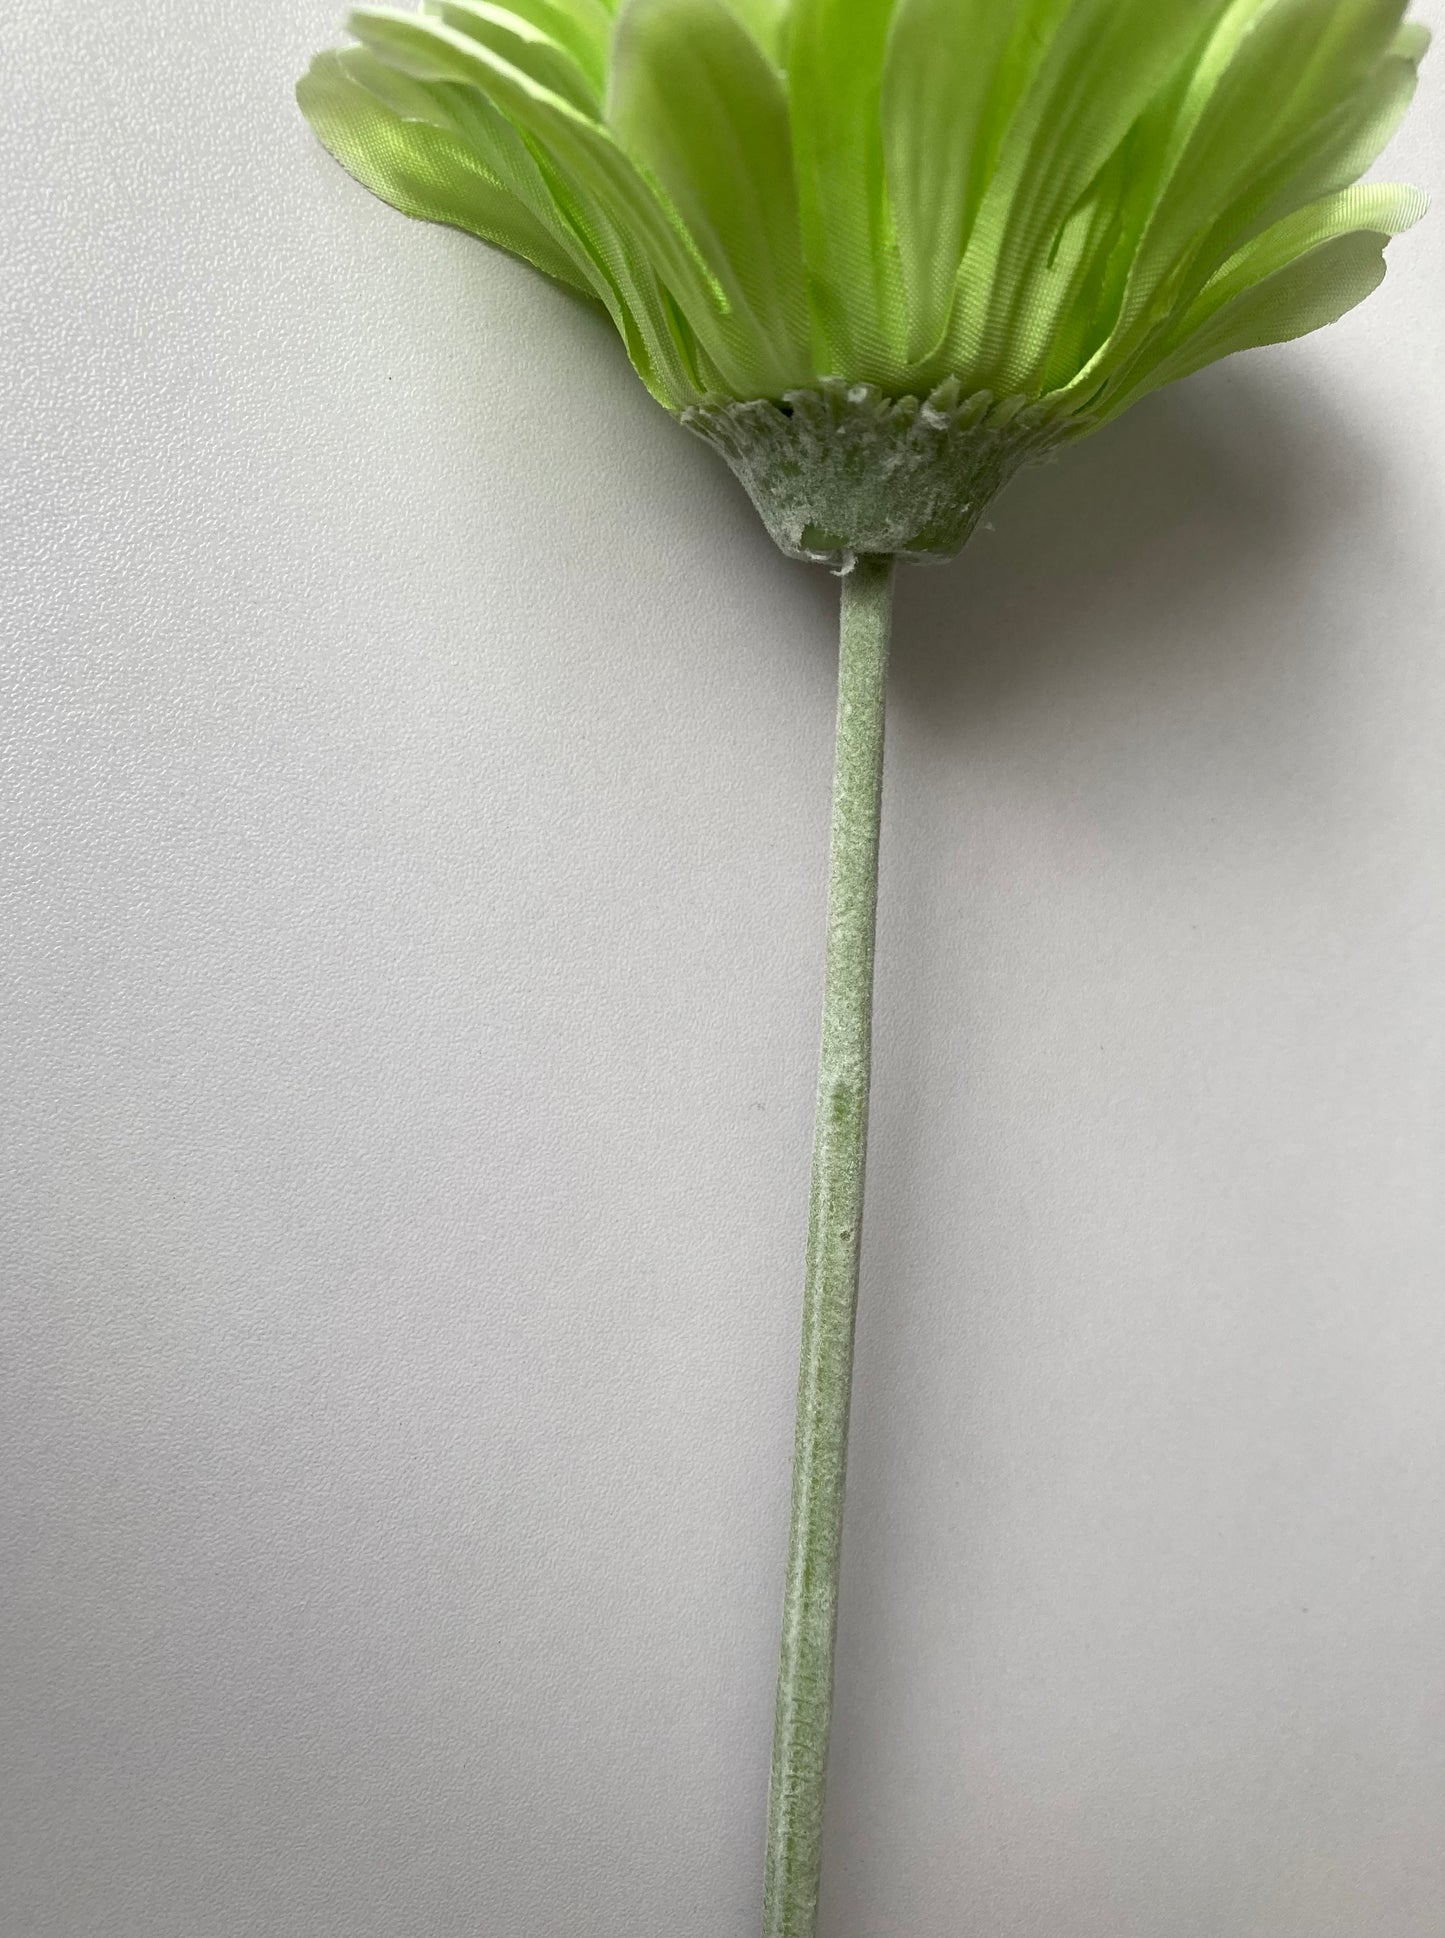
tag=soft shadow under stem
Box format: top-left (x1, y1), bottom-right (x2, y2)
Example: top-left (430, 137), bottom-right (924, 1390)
top-left (764, 554), bottom-right (895, 1938)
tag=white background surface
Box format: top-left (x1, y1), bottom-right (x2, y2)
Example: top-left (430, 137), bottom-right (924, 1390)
top-left (3, 2), bottom-right (1443, 1933)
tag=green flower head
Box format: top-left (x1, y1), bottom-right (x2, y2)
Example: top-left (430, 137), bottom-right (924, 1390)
top-left (299, 0), bottom-right (1427, 561)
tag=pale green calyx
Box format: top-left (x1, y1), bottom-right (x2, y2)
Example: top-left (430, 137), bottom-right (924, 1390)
top-left (298, 0), bottom-right (1428, 555)
top-left (682, 379), bottom-right (1079, 564)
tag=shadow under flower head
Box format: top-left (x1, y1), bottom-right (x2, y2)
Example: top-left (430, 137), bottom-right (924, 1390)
top-left (298, 0), bottom-right (1428, 560)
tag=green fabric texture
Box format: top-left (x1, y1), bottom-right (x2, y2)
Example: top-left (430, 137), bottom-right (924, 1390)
top-left (298, 0), bottom-right (1428, 420)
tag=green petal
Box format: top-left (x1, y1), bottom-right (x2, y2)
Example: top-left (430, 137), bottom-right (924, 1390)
top-left (347, 7), bottom-right (752, 397)
top-left (318, 40), bottom-right (575, 217)
top-left (297, 48), bottom-right (600, 296)
top-left (313, 41), bottom-right (651, 347)
top-left (337, 18), bottom-right (705, 401)
top-left (786, 0), bottom-right (908, 380)
top-left (714, 0), bottom-right (789, 66)
top-left (943, 0), bottom-right (1223, 392)
top-left (609, 0), bottom-right (810, 390)
top-left (1210, 15), bottom-right (1427, 249)
top-left (1031, 122), bottom-right (1167, 394)
top-left (881, 0), bottom-right (1072, 364)
top-left (1046, 1), bottom-right (1425, 411)
top-left (1096, 181), bottom-right (1426, 416)
top-left (361, 0), bottom-right (601, 113)
top-left (424, 0), bottom-right (611, 102)
top-left (1123, 0), bottom-right (1416, 321)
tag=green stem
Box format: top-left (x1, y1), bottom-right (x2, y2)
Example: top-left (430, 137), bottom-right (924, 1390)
top-left (763, 554), bottom-right (895, 1938)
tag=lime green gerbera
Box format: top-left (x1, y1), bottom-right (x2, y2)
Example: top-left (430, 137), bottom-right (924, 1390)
top-left (297, 9), bottom-right (1426, 1935)
top-left (300, 0), bottom-right (1424, 558)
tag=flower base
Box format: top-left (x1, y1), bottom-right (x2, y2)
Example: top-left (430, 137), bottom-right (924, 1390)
top-left (681, 378), bottom-right (1081, 567)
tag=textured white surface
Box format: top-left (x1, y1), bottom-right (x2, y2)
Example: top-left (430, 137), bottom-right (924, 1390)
top-left (3, 2), bottom-right (1444, 1933)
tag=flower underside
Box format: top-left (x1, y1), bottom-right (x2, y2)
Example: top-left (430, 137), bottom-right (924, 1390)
top-left (299, 0), bottom-right (1427, 557)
